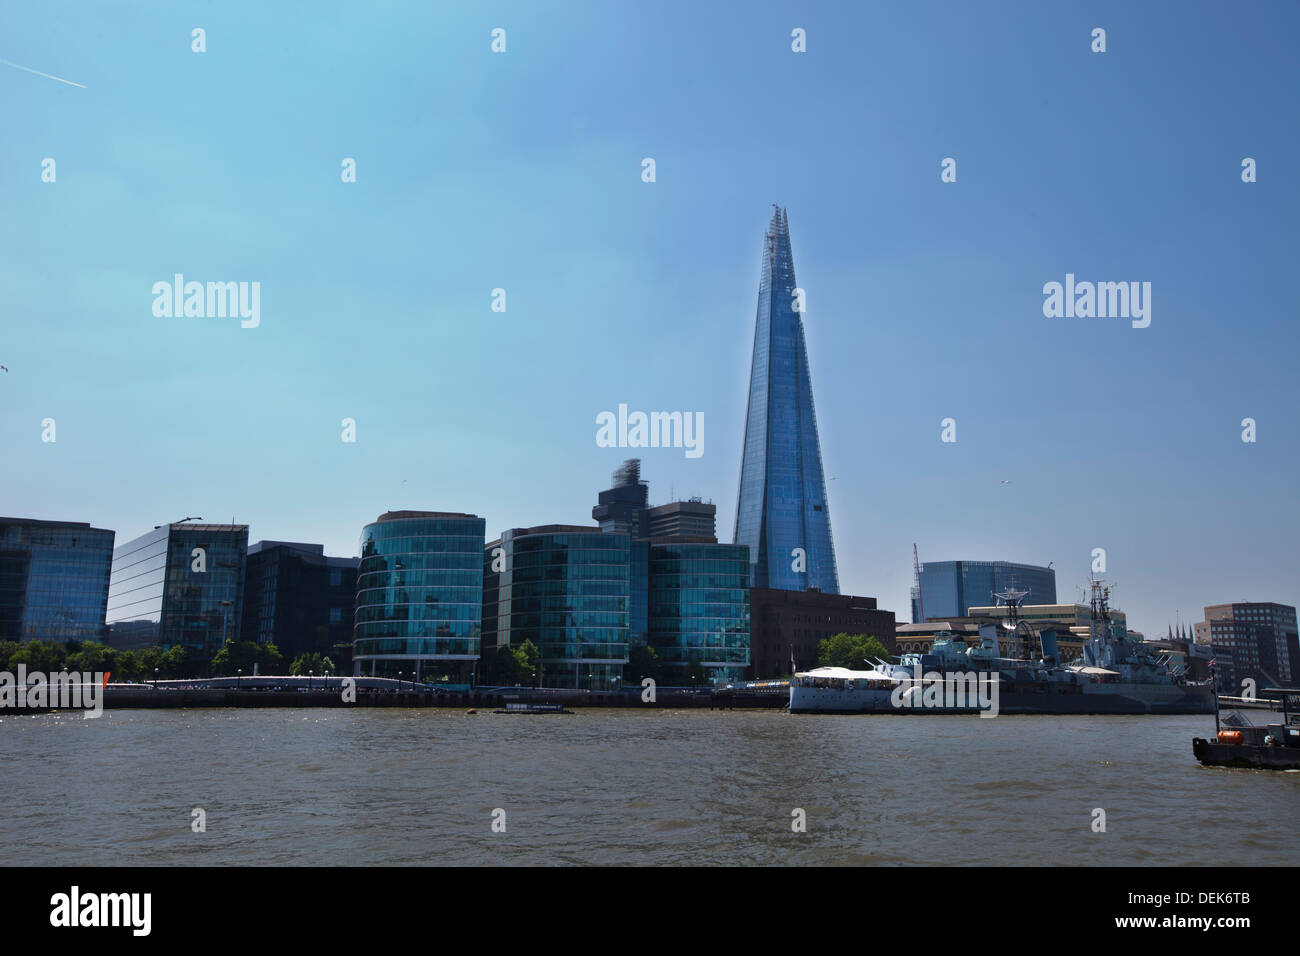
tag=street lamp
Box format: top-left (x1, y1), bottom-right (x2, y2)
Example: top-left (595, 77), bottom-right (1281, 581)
top-left (154, 667), bottom-right (159, 689)
top-left (237, 668), bottom-right (242, 691)
top-left (308, 669), bottom-right (313, 692)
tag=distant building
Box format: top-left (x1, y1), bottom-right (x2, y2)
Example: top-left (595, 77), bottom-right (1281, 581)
top-left (353, 512), bottom-right (484, 683)
top-left (749, 588), bottom-right (895, 679)
top-left (593, 459), bottom-right (717, 542)
top-left (0, 517), bottom-right (115, 644)
top-left (107, 522), bottom-right (248, 655)
top-left (914, 560), bottom-right (1057, 622)
top-left (242, 541), bottom-right (358, 664)
top-left (1201, 603), bottom-right (1299, 691)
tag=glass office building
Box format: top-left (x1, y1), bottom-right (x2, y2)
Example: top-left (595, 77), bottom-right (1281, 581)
top-left (243, 541), bottom-right (358, 664)
top-left (353, 512), bottom-right (485, 683)
top-left (0, 517), bottom-right (115, 643)
top-left (647, 542), bottom-right (750, 683)
top-left (914, 560), bottom-right (1057, 622)
top-left (734, 207), bottom-right (839, 593)
top-left (106, 523), bottom-right (248, 654)
top-left (484, 526), bottom-right (629, 691)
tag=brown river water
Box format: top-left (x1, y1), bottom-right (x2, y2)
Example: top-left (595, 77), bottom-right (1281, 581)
top-left (2, 708), bottom-right (1296, 865)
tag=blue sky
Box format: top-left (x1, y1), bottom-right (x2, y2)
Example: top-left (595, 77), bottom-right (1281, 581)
top-left (2, 1), bottom-right (1297, 636)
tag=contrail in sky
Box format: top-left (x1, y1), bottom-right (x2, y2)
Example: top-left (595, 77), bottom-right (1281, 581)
top-left (0, 56), bottom-right (85, 88)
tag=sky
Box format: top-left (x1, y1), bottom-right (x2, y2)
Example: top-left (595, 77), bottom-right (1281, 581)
top-left (2, 1), bottom-right (1298, 638)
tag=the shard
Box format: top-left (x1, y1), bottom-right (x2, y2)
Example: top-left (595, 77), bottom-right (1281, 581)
top-left (733, 207), bottom-right (839, 593)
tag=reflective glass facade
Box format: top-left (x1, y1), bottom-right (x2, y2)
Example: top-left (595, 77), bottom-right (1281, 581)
top-left (106, 523), bottom-right (248, 654)
top-left (353, 512), bottom-right (485, 683)
top-left (647, 542), bottom-right (750, 683)
top-left (485, 527), bottom-right (629, 691)
top-left (242, 541), bottom-right (358, 662)
top-left (0, 518), bottom-right (115, 643)
top-left (734, 207), bottom-right (839, 593)
top-left (914, 560), bottom-right (1057, 622)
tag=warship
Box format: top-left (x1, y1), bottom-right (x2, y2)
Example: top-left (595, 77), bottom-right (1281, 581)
top-left (790, 580), bottom-right (1216, 715)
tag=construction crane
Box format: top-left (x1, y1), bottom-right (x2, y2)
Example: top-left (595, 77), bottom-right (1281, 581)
top-left (912, 543), bottom-right (925, 623)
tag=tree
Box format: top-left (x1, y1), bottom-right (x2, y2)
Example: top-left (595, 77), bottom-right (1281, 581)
top-left (289, 652), bottom-right (334, 676)
top-left (210, 640), bottom-right (281, 677)
top-left (65, 641), bottom-right (118, 676)
top-left (816, 633), bottom-right (891, 669)
top-left (515, 640), bottom-right (541, 686)
top-left (8, 640), bottom-right (68, 673)
top-left (624, 644), bottom-right (663, 685)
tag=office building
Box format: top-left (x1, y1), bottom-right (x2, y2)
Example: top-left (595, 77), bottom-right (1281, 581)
top-left (646, 540), bottom-right (749, 683)
top-left (1201, 603), bottom-right (1299, 690)
top-left (243, 541), bottom-right (358, 663)
top-left (593, 459), bottom-right (718, 542)
top-left (0, 517), bottom-right (114, 643)
top-left (483, 525), bottom-right (629, 691)
top-left (106, 521), bottom-right (248, 655)
top-left (353, 511), bottom-right (485, 683)
top-left (749, 587), bottom-right (895, 678)
top-left (733, 207), bottom-right (839, 593)
top-left (914, 560), bottom-right (1057, 622)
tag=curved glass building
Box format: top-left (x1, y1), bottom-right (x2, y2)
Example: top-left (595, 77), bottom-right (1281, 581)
top-left (353, 511), bottom-right (485, 684)
top-left (647, 542), bottom-right (750, 684)
top-left (485, 525), bottom-right (629, 691)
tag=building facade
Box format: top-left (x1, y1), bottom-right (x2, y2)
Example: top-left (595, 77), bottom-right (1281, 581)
top-left (484, 525), bottom-right (630, 691)
top-left (749, 588), bottom-right (895, 679)
top-left (106, 522), bottom-right (248, 655)
top-left (593, 459), bottom-right (718, 542)
top-left (0, 517), bottom-right (115, 644)
top-left (1202, 603), bottom-right (1299, 691)
top-left (646, 540), bottom-right (749, 683)
top-left (353, 512), bottom-right (484, 683)
top-left (914, 560), bottom-right (1057, 622)
top-left (242, 541), bottom-right (358, 664)
top-left (733, 207), bottom-right (839, 594)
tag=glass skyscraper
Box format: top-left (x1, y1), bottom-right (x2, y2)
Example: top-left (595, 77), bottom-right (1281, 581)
top-left (353, 511), bottom-right (485, 683)
top-left (106, 522), bottom-right (248, 654)
top-left (0, 517), bottom-right (115, 643)
top-left (734, 206), bottom-right (839, 593)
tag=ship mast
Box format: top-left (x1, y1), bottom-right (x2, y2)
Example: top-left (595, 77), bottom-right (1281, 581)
top-left (994, 583), bottom-right (1034, 661)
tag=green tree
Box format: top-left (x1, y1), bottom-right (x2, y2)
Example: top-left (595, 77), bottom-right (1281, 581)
top-left (211, 640), bottom-right (283, 676)
top-left (516, 639), bottom-right (541, 686)
top-left (8, 640), bottom-right (68, 673)
top-left (289, 651), bottom-right (334, 676)
top-left (65, 641), bottom-right (119, 676)
top-left (816, 633), bottom-right (891, 669)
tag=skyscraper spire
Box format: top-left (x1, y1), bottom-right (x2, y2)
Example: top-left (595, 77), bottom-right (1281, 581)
top-left (733, 207), bottom-right (839, 593)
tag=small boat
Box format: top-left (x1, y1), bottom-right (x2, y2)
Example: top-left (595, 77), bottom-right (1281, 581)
top-left (1193, 687), bottom-right (1300, 769)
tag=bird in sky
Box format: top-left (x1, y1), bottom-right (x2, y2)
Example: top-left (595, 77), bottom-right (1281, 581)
top-left (1000, 479), bottom-right (1012, 484)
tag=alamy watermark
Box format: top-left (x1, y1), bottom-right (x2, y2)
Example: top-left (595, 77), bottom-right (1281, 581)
top-left (889, 667), bottom-right (1000, 717)
top-left (0, 667), bottom-right (106, 718)
top-left (596, 404), bottom-right (703, 459)
top-left (1042, 274), bottom-right (1150, 328)
top-left (152, 274), bottom-right (260, 328)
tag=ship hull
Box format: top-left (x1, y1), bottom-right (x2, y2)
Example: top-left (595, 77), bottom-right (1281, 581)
top-left (790, 682), bottom-right (1215, 716)
top-left (1192, 737), bottom-right (1300, 769)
